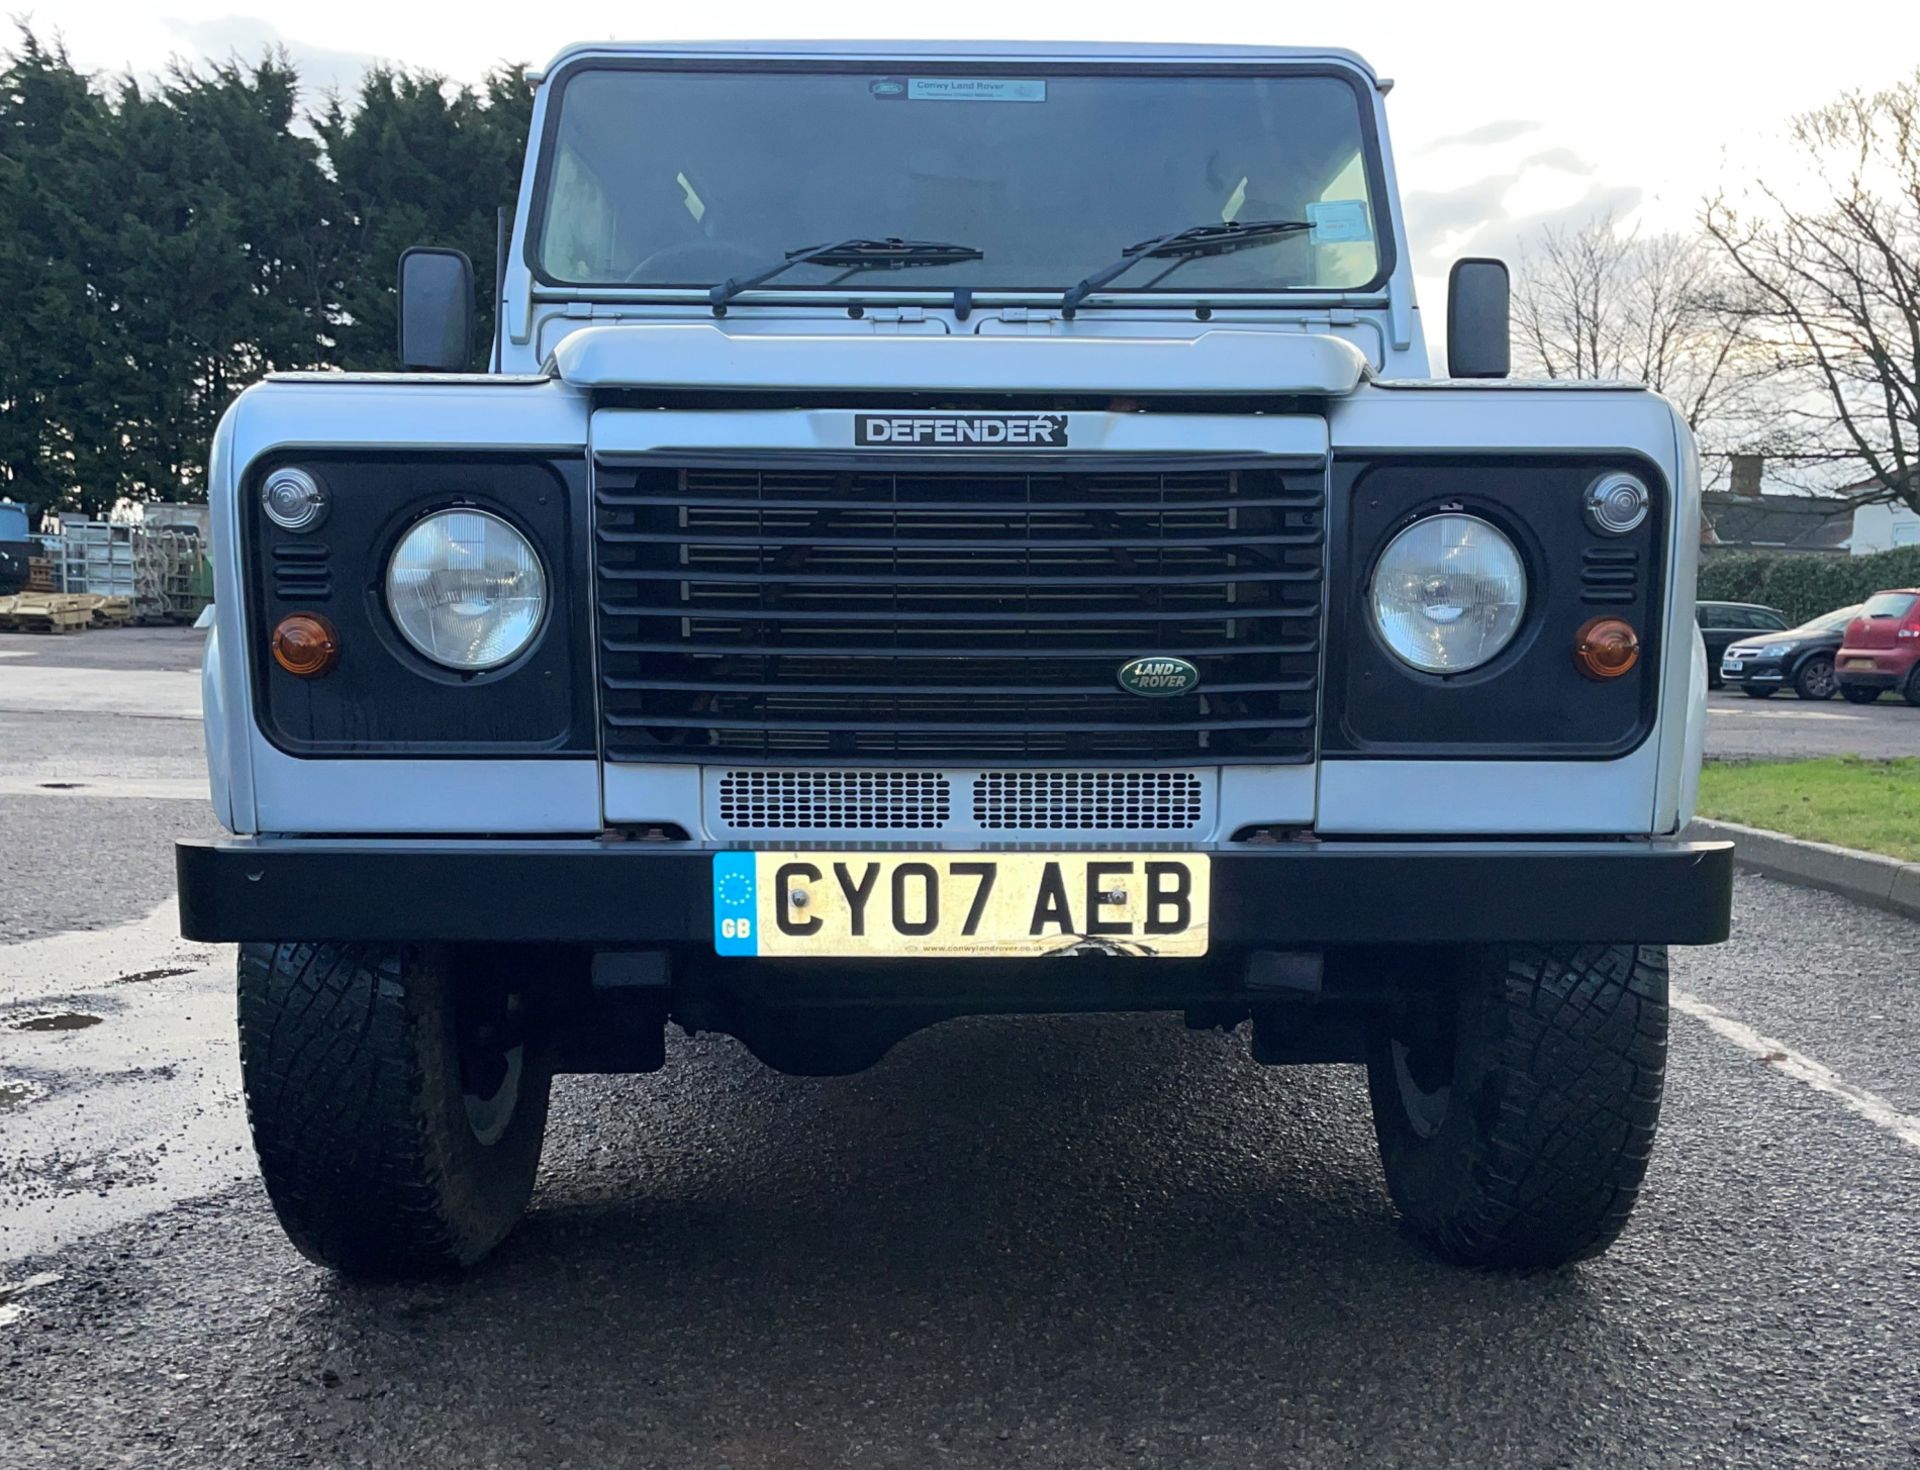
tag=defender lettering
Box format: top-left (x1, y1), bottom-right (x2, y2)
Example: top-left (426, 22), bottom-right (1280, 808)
top-left (854, 413), bottom-right (1068, 446)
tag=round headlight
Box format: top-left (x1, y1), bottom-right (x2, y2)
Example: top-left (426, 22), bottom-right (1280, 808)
top-left (386, 509), bottom-right (546, 671)
top-left (1369, 513), bottom-right (1527, 673)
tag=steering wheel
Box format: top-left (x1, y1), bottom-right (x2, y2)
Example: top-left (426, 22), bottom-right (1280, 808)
top-left (625, 239), bottom-right (767, 283)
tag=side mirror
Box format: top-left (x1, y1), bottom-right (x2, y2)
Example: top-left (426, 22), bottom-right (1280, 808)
top-left (397, 247), bottom-right (474, 372)
top-left (1446, 258), bottom-right (1511, 379)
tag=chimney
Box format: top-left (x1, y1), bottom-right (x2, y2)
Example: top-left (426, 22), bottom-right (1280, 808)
top-left (1730, 453), bottom-right (1764, 498)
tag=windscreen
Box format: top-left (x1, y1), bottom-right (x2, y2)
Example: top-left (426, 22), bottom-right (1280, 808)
top-left (534, 66), bottom-right (1385, 294)
top-left (1862, 592), bottom-right (1917, 619)
top-left (1805, 605), bottom-right (1862, 632)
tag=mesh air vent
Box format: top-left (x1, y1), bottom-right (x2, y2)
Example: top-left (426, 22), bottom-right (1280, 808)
top-left (716, 769), bottom-right (952, 830)
top-left (973, 770), bottom-right (1204, 831)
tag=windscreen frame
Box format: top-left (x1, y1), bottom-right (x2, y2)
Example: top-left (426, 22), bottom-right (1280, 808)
top-left (521, 57), bottom-right (1399, 301)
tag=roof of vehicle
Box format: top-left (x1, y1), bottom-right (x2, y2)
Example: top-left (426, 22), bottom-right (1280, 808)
top-left (1699, 489), bottom-right (1855, 554)
top-left (532, 39), bottom-right (1382, 84)
top-left (1700, 600), bottom-right (1789, 612)
top-left (1865, 586), bottom-right (1920, 596)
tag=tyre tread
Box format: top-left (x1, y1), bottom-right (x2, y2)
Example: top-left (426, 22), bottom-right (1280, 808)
top-left (1371, 942), bottom-right (1669, 1269)
top-left (237, 942), bottom-right (545, 1277)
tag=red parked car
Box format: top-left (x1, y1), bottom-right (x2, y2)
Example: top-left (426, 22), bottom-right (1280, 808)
top-left (1836, 588), bottom-right (1920, 705)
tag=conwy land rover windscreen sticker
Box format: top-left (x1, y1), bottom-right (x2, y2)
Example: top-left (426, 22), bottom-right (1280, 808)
top-left (869, 77), bottom-right (1048, 103)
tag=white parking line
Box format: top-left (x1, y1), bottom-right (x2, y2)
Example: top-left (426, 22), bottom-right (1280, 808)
top-left (1707, 707), bottom-right (1864, 721)
top-left (0, 1270), bottom-right (64, 1328)
top-left (0, 776), bottom-right (208, 802)
top-left (1673, 989), bottom-right (1920, 1153)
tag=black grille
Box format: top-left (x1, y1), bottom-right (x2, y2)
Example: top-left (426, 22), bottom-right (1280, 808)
top-left (594, 460), bottom-right (1325, 763)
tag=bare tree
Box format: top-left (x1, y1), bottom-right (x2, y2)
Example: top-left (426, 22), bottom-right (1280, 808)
top-left (1510, 213), bottom-right (1762, 451)
top-left (1704, 71), bottom-right (1920, 513)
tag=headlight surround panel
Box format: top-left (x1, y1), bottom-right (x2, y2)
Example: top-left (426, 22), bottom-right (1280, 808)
top-left (1324, 455), bottom-right (1668, 759)
top-left (246, 454), bottom-right (592, 757)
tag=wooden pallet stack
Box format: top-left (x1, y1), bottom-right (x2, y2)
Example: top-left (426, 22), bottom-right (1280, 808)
top-left (0, 592), bottom-right (97, 633)
top-left (88, 594), bottom-right (134, 628)
top-left (26, 556), bottom-right (55, 592)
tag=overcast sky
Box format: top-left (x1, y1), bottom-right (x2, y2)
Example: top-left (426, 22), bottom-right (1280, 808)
top-left (26, 1), bottom-right (1920, 311)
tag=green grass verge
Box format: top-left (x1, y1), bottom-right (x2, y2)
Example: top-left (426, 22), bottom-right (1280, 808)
top-left (1698, 757), bottom-right (1920, 861)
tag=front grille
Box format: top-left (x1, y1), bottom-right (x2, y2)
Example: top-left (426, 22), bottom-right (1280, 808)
top-left (595, 459), bottom-right (1324, 763)
top-left (717, 768), bottom-right (951, 830)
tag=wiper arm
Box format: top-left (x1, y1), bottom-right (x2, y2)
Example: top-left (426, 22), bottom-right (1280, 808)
top-left (1060, 219), bottom-right (1313, 312)
top-left (709, 237), bottom-right (983, 309)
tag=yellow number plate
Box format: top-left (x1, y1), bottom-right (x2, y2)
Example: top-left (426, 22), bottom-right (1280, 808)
top-left (711, 852), bottom-right (1209, 958)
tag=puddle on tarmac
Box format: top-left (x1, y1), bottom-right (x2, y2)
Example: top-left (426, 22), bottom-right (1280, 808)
top-left (113, 966), bottom-right (194, 986)
top-left (11, 1012), bottom-right (103, 1033)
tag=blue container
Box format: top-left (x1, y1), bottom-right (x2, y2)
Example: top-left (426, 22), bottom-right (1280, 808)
top-left (0, 501), bottom-right (27, 541)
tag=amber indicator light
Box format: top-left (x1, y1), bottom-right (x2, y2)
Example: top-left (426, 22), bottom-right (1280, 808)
top-left (1574, 617), bottom-right (1640, 680)
top-left (271, 613), bottom-right (339, 678)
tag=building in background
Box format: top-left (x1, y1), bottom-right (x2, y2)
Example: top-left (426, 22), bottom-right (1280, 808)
top-left (1700, 455), bottom-right (1854, 555)
top-left (1847, 499), bottom-right (1920, 556)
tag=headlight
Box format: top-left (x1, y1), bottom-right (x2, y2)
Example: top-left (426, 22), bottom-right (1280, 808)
top-left (1757, 642), bottom-right (1793, 658)
top-left (1369, 513), bottom-right (1527, 673)
top-left (386, 509), bottom-right (546, 671)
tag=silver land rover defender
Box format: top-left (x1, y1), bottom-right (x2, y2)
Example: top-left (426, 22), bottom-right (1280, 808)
top-left (177, 41), bottom-right (1733, 1277)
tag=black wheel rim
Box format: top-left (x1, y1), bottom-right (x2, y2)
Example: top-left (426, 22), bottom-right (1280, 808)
top-left (456, 979), bottom-right (526, 1147)
top-left (1802, 658), bottom-right (1835, 698)
top-left (463, 1047), bottom-right (524, 1147)
top-left (1391, 1038), bottom-right (1452, 1139)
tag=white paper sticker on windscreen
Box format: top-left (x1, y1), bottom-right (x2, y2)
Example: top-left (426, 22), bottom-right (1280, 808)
top-left (905, 77), bottom-right (1047, 103)
top-left (1307, 200), bottom-right (1372, 243)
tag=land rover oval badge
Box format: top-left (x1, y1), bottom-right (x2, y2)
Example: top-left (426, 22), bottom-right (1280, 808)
top-left (1117, 656), bottom-right (1200, 697)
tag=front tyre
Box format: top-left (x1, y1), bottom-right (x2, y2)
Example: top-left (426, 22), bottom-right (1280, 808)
top-left (1367, 943), bottom-right (1668, 1269)
top-left (1742, 684), bottom-right (1775, 699)
top-left (1903, 667), bottom-right (1920, 708)
top-left (237, 942), bottom-right (552, 1277)
top-left (1793, 654), bottom-right (1837, 700)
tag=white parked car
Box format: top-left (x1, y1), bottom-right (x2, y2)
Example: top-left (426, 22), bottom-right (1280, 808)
top-left (176, 40), bottom-right (1733, 1277)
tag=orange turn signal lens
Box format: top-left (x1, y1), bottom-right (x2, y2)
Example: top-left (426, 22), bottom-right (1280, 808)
top-left (271, 613), bottom-right (339, 678)
top-left (1574, 617), bottom-right (1640, 680)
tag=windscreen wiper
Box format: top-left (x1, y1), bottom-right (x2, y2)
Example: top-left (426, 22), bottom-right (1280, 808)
top-left (709, 237), bottom-right (983, 309)
top-left (1060, 219), bottom-right (1313, 312)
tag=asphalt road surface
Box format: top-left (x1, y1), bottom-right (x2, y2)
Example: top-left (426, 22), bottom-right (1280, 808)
top-left (1707, 687), bottom-right (1918, 760)
top-left (2, 629), bottom-right (1917, 1468)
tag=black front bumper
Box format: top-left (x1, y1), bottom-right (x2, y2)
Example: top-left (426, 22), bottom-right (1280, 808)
top-left (1720, 656), bottom-right (1789, 689)
top-left (176, 838), bottom-right (1734, 947)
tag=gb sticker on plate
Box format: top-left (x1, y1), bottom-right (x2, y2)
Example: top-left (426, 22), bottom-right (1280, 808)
top-left (712, 852), bottom-right (760, 955)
